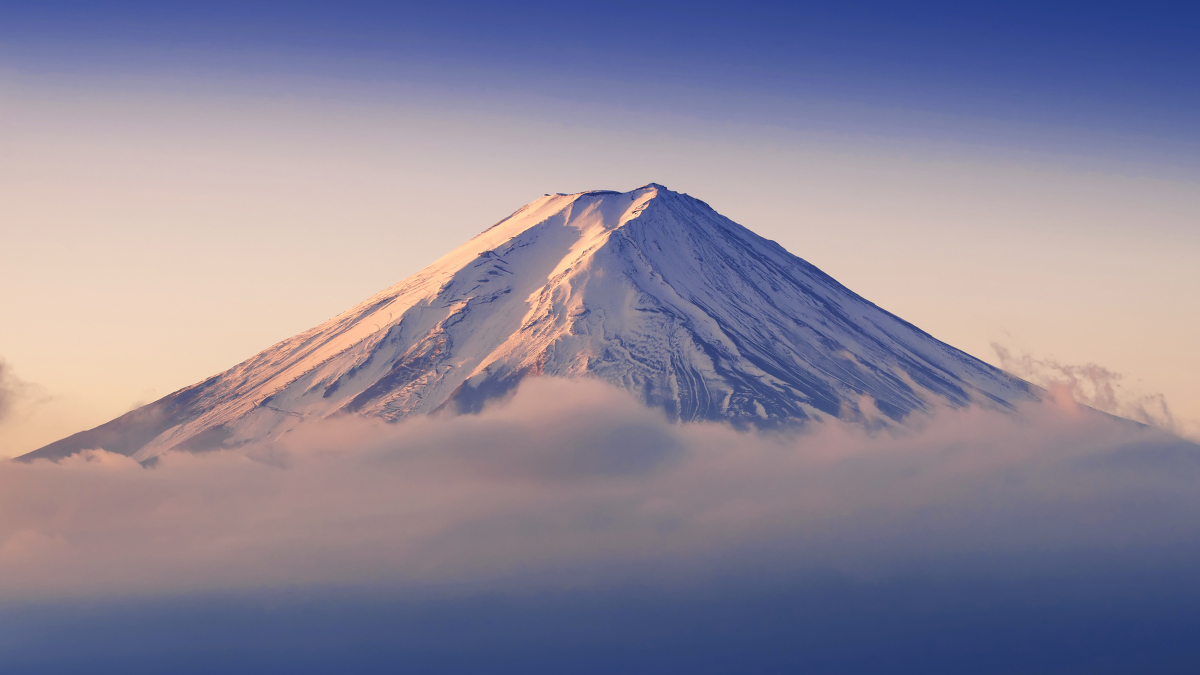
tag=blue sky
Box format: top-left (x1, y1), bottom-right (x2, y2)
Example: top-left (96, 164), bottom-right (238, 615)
top-left (4, 1), bottom-right (1198, 153)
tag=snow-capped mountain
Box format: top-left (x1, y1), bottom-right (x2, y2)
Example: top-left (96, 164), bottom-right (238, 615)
top-left (24, 184), bottom-right (1034, 462)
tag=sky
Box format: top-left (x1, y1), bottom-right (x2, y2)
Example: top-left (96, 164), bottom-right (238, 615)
top-left (2, 1), bottom-right (1199, 455)
top-left (2, 2), bottom-right (1200, 669)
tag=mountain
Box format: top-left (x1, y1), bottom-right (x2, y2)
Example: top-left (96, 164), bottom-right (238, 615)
top-left (22, 184), bottom-right (1034, 463)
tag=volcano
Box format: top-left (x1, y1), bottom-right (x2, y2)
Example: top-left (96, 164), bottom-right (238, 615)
top-left (23, 184), bottom-right (1034, 462)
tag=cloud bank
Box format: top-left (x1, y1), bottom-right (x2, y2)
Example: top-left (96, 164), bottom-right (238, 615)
top-left (3, 377), bottom-right (1199, 602)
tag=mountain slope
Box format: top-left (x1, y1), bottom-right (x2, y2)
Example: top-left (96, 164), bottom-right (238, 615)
top-left (23, 184), bottom-right (1034, 462)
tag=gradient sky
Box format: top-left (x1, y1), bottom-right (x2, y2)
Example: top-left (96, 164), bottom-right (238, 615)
top-left (1, 1), bottom-right (1198, 456)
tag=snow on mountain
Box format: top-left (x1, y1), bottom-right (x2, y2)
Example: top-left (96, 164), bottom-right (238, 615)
top-left (23, 184), bottom-right (1034, 462)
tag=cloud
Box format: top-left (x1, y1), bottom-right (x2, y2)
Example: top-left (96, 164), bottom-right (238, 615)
top-left (2, 377), bottom-right (1199, 603)
top-left (0, 359), bottom-right (23, 423)
top-left (992, 343), bottom-right (1186, 434)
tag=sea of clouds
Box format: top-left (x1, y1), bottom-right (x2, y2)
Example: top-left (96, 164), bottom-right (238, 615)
top-left (3, 377), bottom-right (1199, 602)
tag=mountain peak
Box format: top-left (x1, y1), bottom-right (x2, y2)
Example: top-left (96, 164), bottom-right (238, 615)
top-left (634, 182), bottom-right (671, 192)
top-left (555, 183), bottom-right (673, 200)
top-left (22, 185), bottom-right (1034, 463)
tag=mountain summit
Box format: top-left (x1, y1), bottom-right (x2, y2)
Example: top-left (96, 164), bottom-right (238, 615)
top-left (24, 184), bottom-right (1033, 462)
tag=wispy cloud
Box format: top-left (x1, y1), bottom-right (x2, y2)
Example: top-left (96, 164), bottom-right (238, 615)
top-left (2, 378), bottom-right (1197, 601)
top-left (0, 359), bottom-right (25, 424)
top-left (992, 343), bottom-right (1188, 435)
